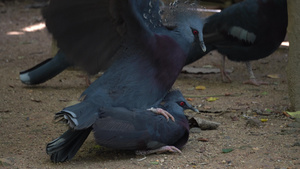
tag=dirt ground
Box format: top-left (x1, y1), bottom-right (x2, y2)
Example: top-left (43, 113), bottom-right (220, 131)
top-left (1, 1), bottom-right (299, 169)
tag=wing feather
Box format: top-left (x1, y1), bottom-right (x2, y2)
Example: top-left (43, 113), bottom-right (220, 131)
top-left (43, 0), bottom-right (162, 74)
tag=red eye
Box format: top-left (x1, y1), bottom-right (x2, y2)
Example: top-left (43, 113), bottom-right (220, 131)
top-left (192, 30), bottom-right (198, 35)
top-left (180, 102), bottom-right (185, 106)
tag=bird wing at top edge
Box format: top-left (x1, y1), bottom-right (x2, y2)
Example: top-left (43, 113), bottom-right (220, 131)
top-left (42, 0), bottom-right (163, 74)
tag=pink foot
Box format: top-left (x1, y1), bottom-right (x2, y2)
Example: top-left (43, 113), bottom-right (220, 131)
top-left (147, 107), bottom-right (175, 122)
top-left (217, 55), bottom-right (232, 83)
top-left (221, 69), bottom-right (232, 83)
top-left (136, 146), bottom-right (182, 155)
top-left (243, 78), bottom-right (269, 86)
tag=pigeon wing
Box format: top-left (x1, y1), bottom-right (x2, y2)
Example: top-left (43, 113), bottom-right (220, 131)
top-left (42, 0), bottom-right (162, 74)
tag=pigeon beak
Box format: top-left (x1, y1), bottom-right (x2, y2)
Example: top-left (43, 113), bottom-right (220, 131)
top-left (190, 106), bottom-right (199, 113)
top-left (185, 101), bottom-right (199, 113)
top-left (200, 41), bottom-right (206, 52)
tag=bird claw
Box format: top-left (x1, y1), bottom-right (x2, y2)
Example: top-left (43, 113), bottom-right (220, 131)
top-left (221, 69), bottom-right (232, 83)
top-left (147, 107), bottom-right (175, 122)
top-left (243, 78), bottom-right (269, 86)
top-left (135, 146), bottom-right (182, 156)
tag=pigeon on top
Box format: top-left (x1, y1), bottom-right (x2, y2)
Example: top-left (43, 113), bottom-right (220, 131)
top-left (185, 0), bottom-right (288, 86)
top-left (41, 0), bottom-right (206, 109)
top-left (47, 90), bottom-right (198, 163)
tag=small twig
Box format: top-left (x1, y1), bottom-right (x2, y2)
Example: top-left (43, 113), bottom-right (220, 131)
top-left (184, 93), bottom-right (242, 98)
top-left (136, 156), bottom-right (147, 162)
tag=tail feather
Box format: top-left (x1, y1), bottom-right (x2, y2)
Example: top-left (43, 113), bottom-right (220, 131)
top-left (55, 101), bottom-right (99, 130)
top-left (19, 50), bottom-right (71, 85)
top-left (46, 127), bottom-right (92, 163)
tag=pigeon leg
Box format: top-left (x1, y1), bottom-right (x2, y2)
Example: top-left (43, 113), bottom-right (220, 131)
top-left (243, 62), bottom-right (269, 86)
top-left (147, 107), bottom-right (175, 122)
top-left (85, 75), bottom-right (92, 86)
top-left (220, 55), bottom-right (232, 83)
top-left (77, 74), bottom-right (92, 86)
top-left (135, 146), bottom-right (182, 155)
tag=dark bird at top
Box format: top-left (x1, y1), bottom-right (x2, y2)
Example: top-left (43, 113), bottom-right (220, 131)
top-left (40, 0), bottom-right (206, 109)
top-left (20, 0), bottom-right (206, 88)
top-left (185, 0), bottom-right (288, 86)
top-left (42, 0), bottom-right (205, 162)
top-left (47, 90), bottom-right (197, 163)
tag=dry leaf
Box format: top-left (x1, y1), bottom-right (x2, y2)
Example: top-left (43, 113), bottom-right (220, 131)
top-left (197, 138), bottom-right (209, 142)
top-left (267, 74), bottom-right (280, 79)
top-left (195, 85), bottom-right (206, 90)
top-left (206, 97), bottom-right (219, 102)
top-left (261, 119), bottom-right (268, 122)
top-left (187, 98), bottom-right (193, 101)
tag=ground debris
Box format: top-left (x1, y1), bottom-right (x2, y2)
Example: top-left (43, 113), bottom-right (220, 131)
top-left (189, 117), bottom-right (220, 130)
top-left (0, 158), bottom-right (13, 167)
top-left (182, 66), bottom-right (233, 74)
top-left (245, 118), bottom-right (263, 128)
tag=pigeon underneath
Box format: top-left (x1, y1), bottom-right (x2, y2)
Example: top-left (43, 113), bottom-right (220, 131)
top-left (46, 90), bottom-right (198, 163)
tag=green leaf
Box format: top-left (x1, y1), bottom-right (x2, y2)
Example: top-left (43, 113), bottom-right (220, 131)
top-left (150, 161), bottom-right (159, 165)
top-left (222, 148), bottom-right (234, 153)
top-left (261, 91), bottom-right (268, 95)
top-left (287, 111), bottom-right (300, 118)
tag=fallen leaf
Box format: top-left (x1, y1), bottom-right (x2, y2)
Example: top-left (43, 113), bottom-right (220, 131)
top-left (187, 98), bottom-right (193, 101)
top-left (267, 74), bottom-right (280, 79)
top-left (150, 161), bottom-right (159, 165)
top-left (222, 148), bottom-right (234, 153)
top-left (195, 85), bottom-right (206, 90)
top-left (261, 91), bottom-right (268, 95)
top-left (261, 119), bottom-right (268, 122)
top-left (265, 108), bottom-right (272, 112)
top-left (286, 111), bottom-right (300, 118)
top-left (206, 97), bottom-right (219, 102)
top-left (197, 138), bottom-right (209, 142)
top-left (282, 111), bottom-right (291, 117)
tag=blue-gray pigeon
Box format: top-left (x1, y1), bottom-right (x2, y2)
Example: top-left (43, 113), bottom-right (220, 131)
top-left (40, 0), bottom-right (205, 110)
top-left (19, 0), bottom-right (206, 86)
top-left (46, 90), bottom-right (198, 163)
top-left (185, 0), bottom-right (287, 86)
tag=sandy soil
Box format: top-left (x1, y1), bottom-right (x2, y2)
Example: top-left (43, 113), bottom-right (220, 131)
top-left (0, 1), bottom-right (299, 168)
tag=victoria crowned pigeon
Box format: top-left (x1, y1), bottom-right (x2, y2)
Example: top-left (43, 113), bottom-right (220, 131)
top-left (186, 0), bottom-right (287, 86)
top-left (46, 90), bottom-right (198, 163)
top-left (41, 0), bottom-right (205, 109)
top-left (20, 0), bottom-right (206, 87)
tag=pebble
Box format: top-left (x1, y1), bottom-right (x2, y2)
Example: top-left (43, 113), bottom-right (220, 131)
top-left (292, 141), bottom-right (300, 147)
top-left (189, 127), bottom-right (201, 133)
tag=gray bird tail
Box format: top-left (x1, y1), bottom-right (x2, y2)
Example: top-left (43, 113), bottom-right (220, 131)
top-left (46, 127), bottom-right (92, 163)
top-left (55, 101), bottom-right (99, 130)
top-left (19, 50), bottom-right (71, 85)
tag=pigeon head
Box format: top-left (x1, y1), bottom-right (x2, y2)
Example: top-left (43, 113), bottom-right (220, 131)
top-left (170, 14), bottom-right (206, 54)
top-left (163, 90), bottom-right (198, 113)
top-left (161, 3), bottom-right (206, 53)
